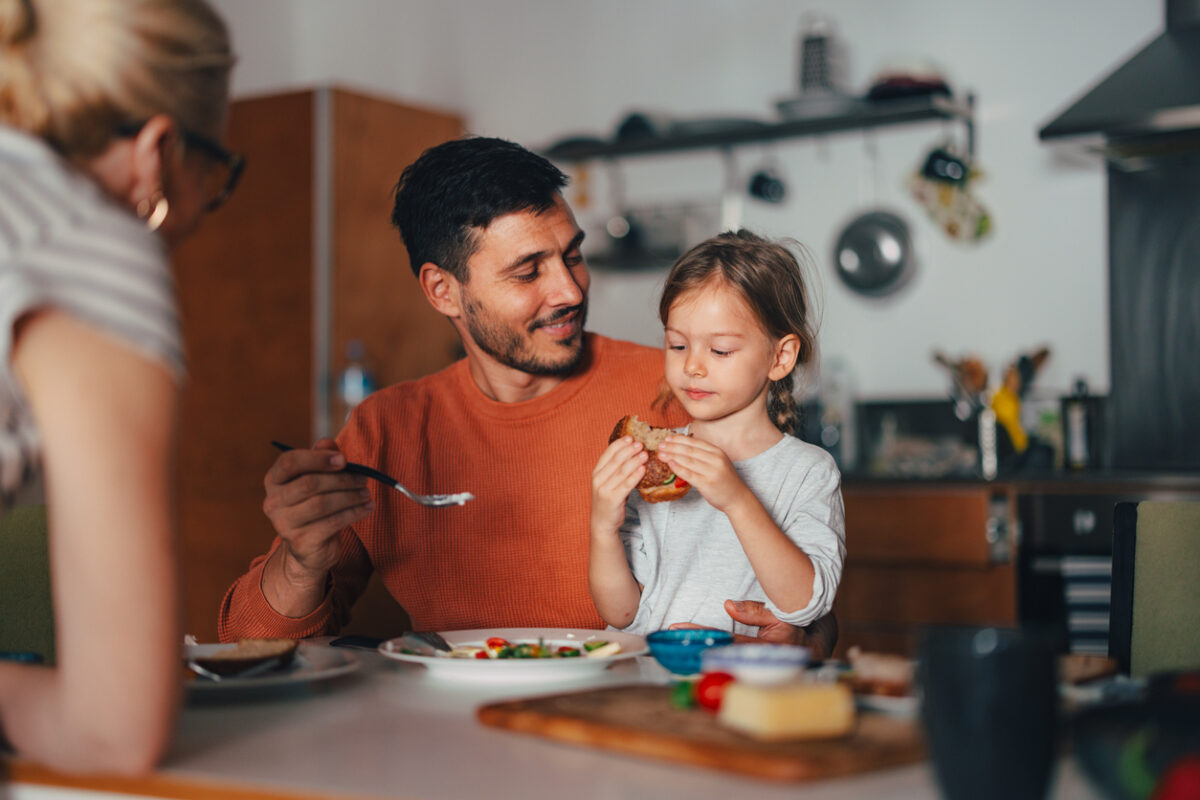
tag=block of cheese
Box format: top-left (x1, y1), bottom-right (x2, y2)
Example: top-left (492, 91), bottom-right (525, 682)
top-left (718, 680), bottom-right (856, 741)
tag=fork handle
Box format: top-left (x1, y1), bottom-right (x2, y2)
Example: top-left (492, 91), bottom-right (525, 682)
top-left (341, 461), bottom-right (399, 488)
top-left (271, 441), bottom-right (399, 490)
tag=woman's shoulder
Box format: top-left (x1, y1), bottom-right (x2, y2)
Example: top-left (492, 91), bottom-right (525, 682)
top-left (1, 130), bottom-right (158, 259)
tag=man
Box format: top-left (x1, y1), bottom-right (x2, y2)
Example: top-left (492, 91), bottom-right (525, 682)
top-left (219, 137), bottom-right (836, 655)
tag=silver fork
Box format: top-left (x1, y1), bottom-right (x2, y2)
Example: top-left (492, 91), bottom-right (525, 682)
top-left (272, 442), bottom-right (473, 507)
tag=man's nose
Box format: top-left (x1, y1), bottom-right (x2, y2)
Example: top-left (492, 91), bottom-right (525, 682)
top-left (543, 259), bottom-right (586, 306)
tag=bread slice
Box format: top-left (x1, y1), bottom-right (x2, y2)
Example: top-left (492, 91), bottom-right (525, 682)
top-left (845, 646), bottom-right (915, 697)
top-left (192, 638), bottom-right (299, 677)
top-left (609, 415), bottom-right (691, 503)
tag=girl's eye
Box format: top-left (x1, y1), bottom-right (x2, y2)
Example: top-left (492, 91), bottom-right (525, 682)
top-left (712, 349), bottom-right (732, 357)
top-left (667, 344), bottom-right (686, 352)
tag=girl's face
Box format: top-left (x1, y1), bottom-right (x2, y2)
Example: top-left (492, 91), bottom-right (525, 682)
top-left (664, 281), bottom-right (781, 425)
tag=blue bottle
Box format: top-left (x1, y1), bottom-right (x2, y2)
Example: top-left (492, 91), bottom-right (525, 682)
top-left (338, 339), bottom-right (376, 420)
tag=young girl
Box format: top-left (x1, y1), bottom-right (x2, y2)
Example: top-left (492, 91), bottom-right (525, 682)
top-left (589, 229), bottom-right (845, 636)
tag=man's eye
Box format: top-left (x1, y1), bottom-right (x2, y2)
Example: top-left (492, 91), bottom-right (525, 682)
top-left (565, 253), bottom-right (584, 267)
top-left (515, 268), bottom-right (539, 282)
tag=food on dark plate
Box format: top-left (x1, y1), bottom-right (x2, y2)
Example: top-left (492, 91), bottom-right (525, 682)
top-left (609, 415), bottom-right (691, 503)
top-left (844, 646), bottom-right (915, 697)
top-left (190, 638), bottom-right (299, 677)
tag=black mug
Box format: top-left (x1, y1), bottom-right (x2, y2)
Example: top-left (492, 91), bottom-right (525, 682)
top-left (918, 627), bottom-right (1059, 800)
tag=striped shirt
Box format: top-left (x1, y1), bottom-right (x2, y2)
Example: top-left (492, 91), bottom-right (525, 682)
top-left (0, 125), bottom-right (184, 513)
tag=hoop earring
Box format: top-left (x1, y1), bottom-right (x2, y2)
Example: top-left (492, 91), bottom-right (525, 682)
top-left (136, 191), bottom-right (169, 232)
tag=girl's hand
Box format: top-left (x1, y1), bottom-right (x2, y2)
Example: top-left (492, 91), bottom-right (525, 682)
top-left (657, 434), bottom-right (750, 513)
top-left (590, 436), bottom-right (647, 534)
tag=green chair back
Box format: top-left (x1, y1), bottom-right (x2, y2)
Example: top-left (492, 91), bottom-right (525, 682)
top-left (0, 505), bottom-right (56, 664)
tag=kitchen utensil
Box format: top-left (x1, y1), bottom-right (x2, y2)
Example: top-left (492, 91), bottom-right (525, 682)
top-left (918, 627), bottom-right (1059, 800)
top-left (748, 166), bottom-right (787, 203)
top-left (833, 134), bottom-right (916, 297)
top-left (183, 643), bottom-right (361, 693)
top-left (270, 442), bottom-right (473, 507)
top-left (187, 656), bottom-right (287, 682)
top-left (700, 643), bottom-right (809, 684)
top-left (645, 629), bottom-right (734, 676)
top-left (832, 210), bottom-right (915, 296)
top-left (478, 684), bottom-right (924, 781)
top-left (398, 631), bottom-right (452, 653)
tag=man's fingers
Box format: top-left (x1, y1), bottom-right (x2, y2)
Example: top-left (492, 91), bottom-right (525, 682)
top-left (292, 487), bottom-right (372, 528)
top-left (295, 502), bottom-right (372, 544)
top-left (724, 598), bottom-right (772, 625)
top-left (265, 445), bottom-right (347, 488)
top-left (274, 471), bottom-right (367, 508)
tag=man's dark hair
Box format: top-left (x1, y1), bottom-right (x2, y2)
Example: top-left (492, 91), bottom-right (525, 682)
top-left (391, 136), bottom-right (568, 282)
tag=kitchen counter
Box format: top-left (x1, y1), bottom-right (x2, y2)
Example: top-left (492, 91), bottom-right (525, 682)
top-left (6, 644), bottom-right (1104, 800)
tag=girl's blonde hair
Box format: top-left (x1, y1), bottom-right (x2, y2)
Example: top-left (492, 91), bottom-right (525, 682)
top-left (659, 229), bottom-right (820, 436)
top-left (0, 0), bottom-right (233, 159)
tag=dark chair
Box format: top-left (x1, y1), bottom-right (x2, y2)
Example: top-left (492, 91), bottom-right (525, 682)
top-left (0, 505), bottom-right (56, 664)
top-left (1109, 501), bottom-right (1200, 676)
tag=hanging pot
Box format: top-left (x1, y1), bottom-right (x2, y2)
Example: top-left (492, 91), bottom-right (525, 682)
top-left (832, 209), bottom-right (915, 297)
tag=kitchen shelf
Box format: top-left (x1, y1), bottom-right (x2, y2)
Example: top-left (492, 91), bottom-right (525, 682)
top-left (543, 92), bottom-right (976, 163)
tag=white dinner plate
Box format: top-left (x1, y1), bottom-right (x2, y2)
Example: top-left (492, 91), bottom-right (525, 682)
top-left (184, 643), bottom-right (361, 693)
top-left (378, 627), bottom-right (647, 683)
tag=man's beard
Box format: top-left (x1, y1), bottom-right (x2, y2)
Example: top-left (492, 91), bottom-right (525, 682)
top-left (461, 294), bottom-right (588, 377)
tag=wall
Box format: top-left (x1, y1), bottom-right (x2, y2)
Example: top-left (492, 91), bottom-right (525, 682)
top-left (210, 0), bottom-right (1161, 400)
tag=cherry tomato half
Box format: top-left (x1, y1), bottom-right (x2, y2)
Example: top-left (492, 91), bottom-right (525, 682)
top-left (675, 477), bottom-right (689, 489)
top-left (486, 637), bottom-right (512, 651)
top-left (695, 671), bottom-right (736, 712)
top-left (473, 650), bottom-right (490, 659)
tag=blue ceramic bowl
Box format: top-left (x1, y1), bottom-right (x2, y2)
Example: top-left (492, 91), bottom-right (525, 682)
top-left (646, 629), bottom-right (735, 676)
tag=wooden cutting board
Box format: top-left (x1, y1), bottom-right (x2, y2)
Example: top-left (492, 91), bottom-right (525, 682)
top-left (477, 684), bottom-right (924, 782)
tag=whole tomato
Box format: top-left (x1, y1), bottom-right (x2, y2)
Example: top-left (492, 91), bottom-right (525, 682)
top-left (1154, 754), bottom-right (1200, 800)
top-left (695, 671), bottom-right (736, 712)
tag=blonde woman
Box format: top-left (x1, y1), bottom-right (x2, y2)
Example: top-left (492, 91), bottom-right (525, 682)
top-left (0, 0), bottom-right (236, 773)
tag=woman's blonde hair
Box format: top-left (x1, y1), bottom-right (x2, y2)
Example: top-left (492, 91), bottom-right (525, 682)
top-left (659, 229), bottom-right (821, 436)
top-left (0, 0), bottom-right (233, 158)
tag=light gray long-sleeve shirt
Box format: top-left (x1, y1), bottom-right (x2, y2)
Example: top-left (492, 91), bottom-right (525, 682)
top-left (619, 434), bottom-right (846, 637)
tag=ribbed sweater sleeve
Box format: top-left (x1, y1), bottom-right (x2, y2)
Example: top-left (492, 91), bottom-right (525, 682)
top-left (217, 529), bottom-right (370, 641)
top-left (217, 334), bottom-right (683, 638)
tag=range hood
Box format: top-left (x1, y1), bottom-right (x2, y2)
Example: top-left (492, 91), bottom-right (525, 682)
top-left (1039, 0), bottom-right (1200, 144)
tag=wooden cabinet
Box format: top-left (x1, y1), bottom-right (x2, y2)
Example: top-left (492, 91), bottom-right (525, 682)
top-left (171, 88), bottom-right (464, 641)
top-left (834, 484), bottom-right (1018, 657)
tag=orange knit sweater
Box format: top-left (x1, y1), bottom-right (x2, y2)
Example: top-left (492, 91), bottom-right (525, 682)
top-left (218, 334), bottom-right (686, 639)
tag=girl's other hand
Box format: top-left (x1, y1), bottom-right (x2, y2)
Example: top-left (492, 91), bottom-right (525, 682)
top-left (590, 436), bottom-right (647, 534)
top-left (657, 434), bottom-right (749, 512)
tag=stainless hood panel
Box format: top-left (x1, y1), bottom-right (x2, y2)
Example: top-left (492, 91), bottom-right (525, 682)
top-left (1039, 26), bottom-right (1200, 141)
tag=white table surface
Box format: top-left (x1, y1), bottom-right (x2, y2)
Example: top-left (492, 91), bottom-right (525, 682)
top-left (10, 642), bottom-right (1105, 800)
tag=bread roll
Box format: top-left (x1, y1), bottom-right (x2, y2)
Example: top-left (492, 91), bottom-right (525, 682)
top-left (609, 415), bottom-right (691, 503)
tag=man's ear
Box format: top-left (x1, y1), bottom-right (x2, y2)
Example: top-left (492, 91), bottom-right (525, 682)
top-left (419, 263), bottom-right (462, 318)
top-left (127, 114), bottom-right (178, 206)
top-left (768, 334), bottom-right (801, 381)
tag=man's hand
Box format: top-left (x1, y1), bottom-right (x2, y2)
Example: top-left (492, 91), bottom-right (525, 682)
top-left (262, 438), bottom-right (374, 601)
top-left (668, 600), bottom-right (838, 661)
